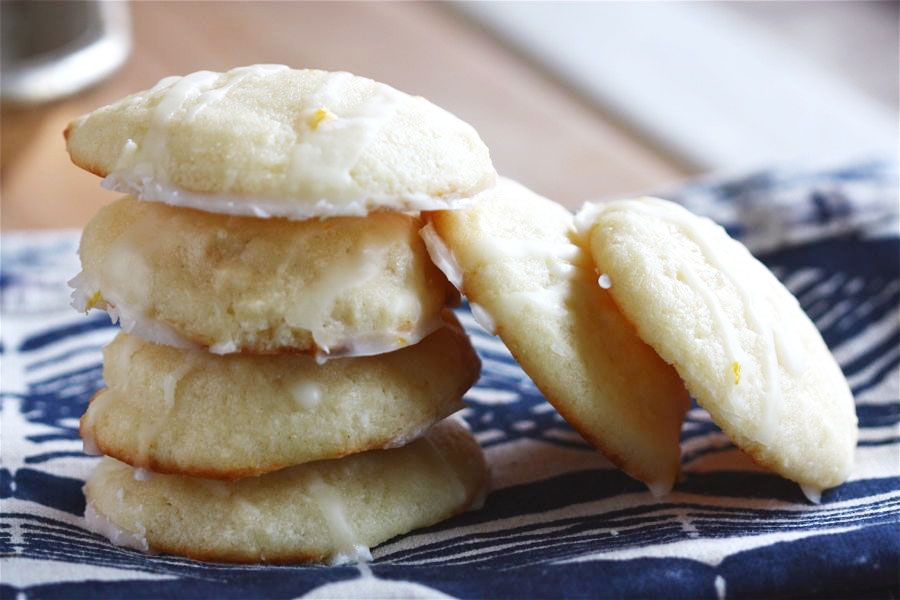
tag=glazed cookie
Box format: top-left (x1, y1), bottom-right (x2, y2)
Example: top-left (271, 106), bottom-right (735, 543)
top-left (71, 196), bottom-right (456, 356)
top-left (65, 65), bottom-right (495, 219)
top-left (81, 316), bottom-right (480, 479)
top-left (576, 197), bottom-right (857, 497)
top-left (427, 178), bottom-right (690, 495)
top-left (83, 418), bottom-right (488, 564)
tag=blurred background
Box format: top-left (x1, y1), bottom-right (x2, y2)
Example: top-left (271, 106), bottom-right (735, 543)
top-left (2, 0), bottom-right (897, 230)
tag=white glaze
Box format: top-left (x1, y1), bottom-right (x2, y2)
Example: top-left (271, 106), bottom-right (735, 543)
top-left (184, 64), bottom-right (288, 122)
top-left (83, 501), bottom-right (149, 552)
top-left (69, 270), bottom-right (200, 350)
top-left (381, 421), bottom-right (435, 450)
top-left (479, 236), bottom-right (591, 279)
top-left (129, 70), bottom-right (221, 179)
top-left (306, 471), bottom-right (372, 566)
top-left (82, 434), bottom-right (101, 456)
top-left (645, 480), bottom-right (671, 499)
top-left (100, 66), bottom-right (495, 219)
top-left (101, 175), bottom-right (489, 220)
top-left (291, 381), bottom-right (323, 410)
top-left (287, 71), bottom-right (405, 202)
top-left (419, 222), bottom-right (463, 290)
top-left (469, 303), bottom-right (496, 335)
top-left (800, 483), bottom-right (822, 504)
top-left (135, 354), bottom-right (197, 465)
top-left (208, 340), bottom-right (238, 355)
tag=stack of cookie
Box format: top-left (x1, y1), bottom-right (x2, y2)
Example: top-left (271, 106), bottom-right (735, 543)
top-left (66, 66), bottom-right (492, 563)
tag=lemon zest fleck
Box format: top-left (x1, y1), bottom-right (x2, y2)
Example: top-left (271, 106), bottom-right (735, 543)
top-left (731, 362), bottom-right (741, 385)
top-left (308, 108), bottom-right (336, 129)
top-left (85, 291), bottom-right (103, 311)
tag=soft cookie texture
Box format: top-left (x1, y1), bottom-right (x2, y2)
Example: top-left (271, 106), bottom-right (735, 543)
top-left (428, 178), bottom-right (690, 495)
top-left (576, 197), bottom-right (858, 494)
top-left (72, 196), bottom-right (456, 356)
top-left (65, 65), bottom-right (495, 218)
top-left (83, 418), bottom-right (488, 564)
top-left (81, 318), bottom-right (480, 479)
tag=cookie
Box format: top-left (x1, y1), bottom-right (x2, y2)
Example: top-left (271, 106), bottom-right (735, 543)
top-left (427, 178), bottom-right (690, 495)
top-left (81, 316), bottom-right (480, 479)
top-left (65, 65), bottom-right (495, 219)
top-left (71, 196), bottom-right (456, 356)
top-left (83, 418), bottom-right (488, 564)
top-left (575, 197), bottom-right (858, 496)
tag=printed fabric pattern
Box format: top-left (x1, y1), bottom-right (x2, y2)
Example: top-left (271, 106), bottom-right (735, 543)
top-left (1, 160), bottom-right (898, 599)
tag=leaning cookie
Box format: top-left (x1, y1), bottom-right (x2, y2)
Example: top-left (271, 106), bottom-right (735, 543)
top-left (426, 178), bottom-right (690, 495)
top-left (81, 315), bottom-right (479, 479)
top-left (83, 418), bottom-right (488, 564)
top-left (71, 196), bottom-right (456, 356)
top-left (576, 197), bottom-right (858, 499)
top-left (65, 65), bottom-right (495, 219)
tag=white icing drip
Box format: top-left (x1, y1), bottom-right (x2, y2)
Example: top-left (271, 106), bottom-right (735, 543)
top-left (291, 381), bottom-right (323, 410)
top-left (278, 239), bottom-right (433, 356)
top-left (130, 70), bottom-right (221, 179)
top-left (208, 340), bottom-right (238, 355)
top-left (83, 501), bottom-right (149, 552)
top-left (306, 471), bottom-right (371, 566)
top-left (162, 358), bottom-right (195, 410)
top-left (132, 468), bottom-right (152, 481)
top-left (645, 480), bottom-right (672, 498)
top-left (469, 303), bottom-right (496, 335)
top-left (602, 200), bottom-right (786, 447)
top-left (82, 434), bottom-right (101, 456)
top-left (136, 354), bottom-right (198, 465)
top-left (573, 200), bottom-right (607, 237)
top-left (381, 420), bottom-right (436, 450)
top-left (287, 71), bottom-right (405, 202)
top-left (312, 314), bottom-right (445, 362)
top-left (184, 65), bottom-right (288, 121)
top-left (597, 273), bottom-right (612, 289)
top-left (419, 222), bottom-right (463, 291)
top-left (773, 327), bottom-right (807, 375)
top-left (479, 237), bottom-right (591, 279)
top-left (468, 229), bottom-right (594, 329)
top-left (467, 482), bottom-right (489, 512)
top-left (113, 139), bottom-right (138, 171)
top-left (800, 483), bottom-right (823, 504)
top-left (69, 270), bottom-right (200, 350)
top-left (101, 174), bottom-right (489, 220)
top-left (680, 266), bottom-right (743, 368)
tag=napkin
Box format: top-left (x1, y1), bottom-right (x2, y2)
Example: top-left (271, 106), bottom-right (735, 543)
top-left (2, 160), bottom-right (897, 599)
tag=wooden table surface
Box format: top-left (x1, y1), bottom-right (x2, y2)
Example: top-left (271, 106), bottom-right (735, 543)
top-left (1, 1), bottom-right (691, 230)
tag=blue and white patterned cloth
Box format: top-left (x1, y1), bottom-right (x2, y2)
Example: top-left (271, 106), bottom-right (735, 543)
top-left (2, 161), bottom-right (898, 599)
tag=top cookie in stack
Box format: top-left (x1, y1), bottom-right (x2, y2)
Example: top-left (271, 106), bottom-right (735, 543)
top-left (66, 66), bottom-right (493, 563)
